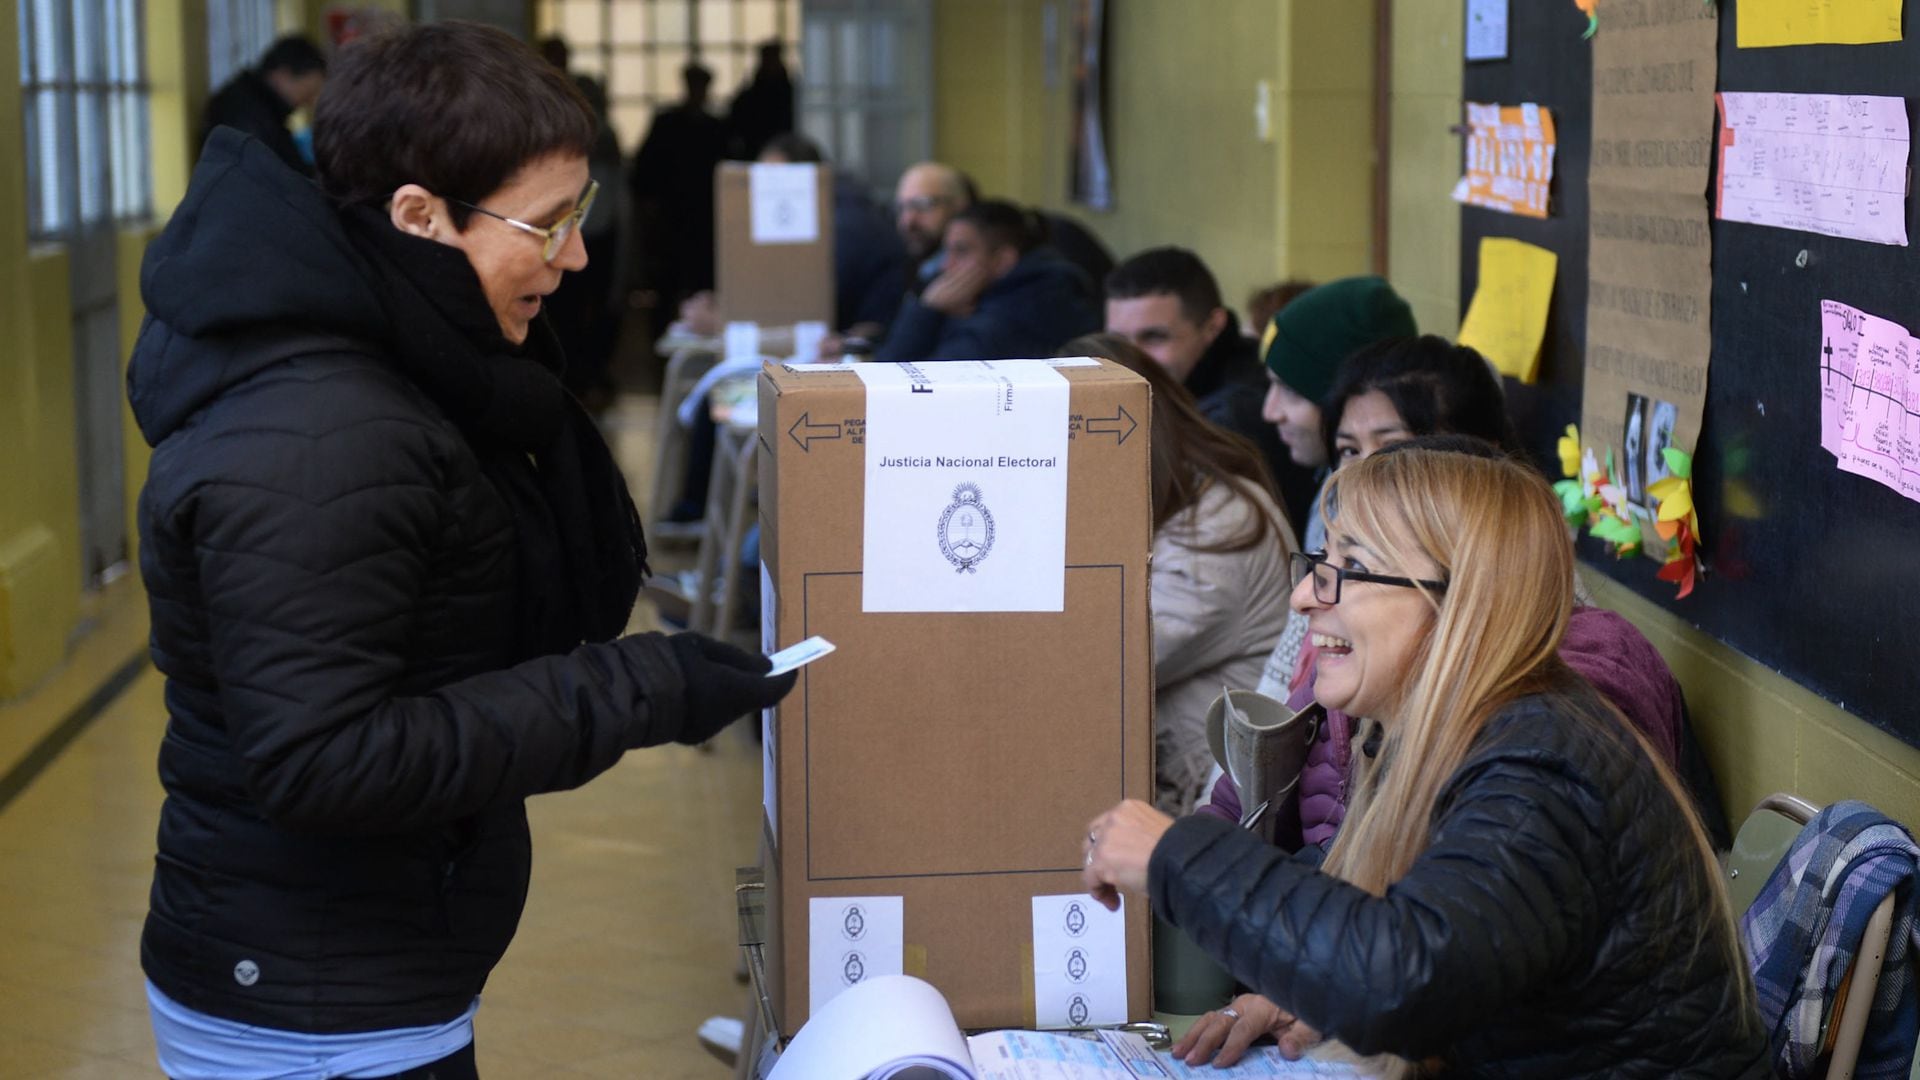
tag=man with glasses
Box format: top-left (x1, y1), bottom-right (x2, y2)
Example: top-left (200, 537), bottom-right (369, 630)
top-left (894, 161), bottom-right (976, 286)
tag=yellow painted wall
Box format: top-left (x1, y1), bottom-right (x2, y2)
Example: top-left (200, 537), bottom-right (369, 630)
top-left (931, 0), bottom-right (1373, 321)
top-left (1385, 0), bottom-right (1463, 337)
top-left (0, 1), bottom-right (84, 695)
top-left (0, 0), bottom-right (213, 696)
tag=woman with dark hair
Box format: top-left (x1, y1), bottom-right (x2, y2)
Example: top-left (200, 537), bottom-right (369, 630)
top-left (128, 23), bottom-right (793, 1077)
top-left (1063, 334), bottom-right (1297, 813)
top-left (1318, 334), bottom-right (1521, 467)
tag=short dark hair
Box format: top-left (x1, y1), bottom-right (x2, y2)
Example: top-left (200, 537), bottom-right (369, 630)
top-left (952, 199), bottom-right (1044, 255)
top-left (683, 62), bottom-right (713, 90)
top-left (763, 132), bottom-right (824, 163)
top-left (1321, 335), bottom-right (1520, 465)
top-left (259, 35), bottom-right (327, 76)
top-left (313, 22), bottom-right (596, 229)
top-left (1105, 247), bottom-right (1224, 325)
top-left (537, 35), bottom-right (570, 71)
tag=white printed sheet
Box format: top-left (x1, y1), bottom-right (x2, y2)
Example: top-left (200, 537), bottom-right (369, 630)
top-left (855, 361), bottom-right (1071, 613)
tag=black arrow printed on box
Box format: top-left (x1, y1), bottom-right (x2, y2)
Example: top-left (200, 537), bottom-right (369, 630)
top-left (1084, 405), bottom-right (1137, 445)
top-left (788, 412), bottom-right (844, 451)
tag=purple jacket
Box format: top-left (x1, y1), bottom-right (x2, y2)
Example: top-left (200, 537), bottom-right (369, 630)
top-left (1199, 606), bottom-right (1687, 850)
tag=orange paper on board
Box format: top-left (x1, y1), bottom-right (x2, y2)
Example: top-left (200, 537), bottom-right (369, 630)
top-left (1452, 102), bottom-right (1557, 219)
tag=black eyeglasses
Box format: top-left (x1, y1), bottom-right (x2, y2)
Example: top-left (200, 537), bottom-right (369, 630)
top-left (1289, 550), bottom-right (1447, 605)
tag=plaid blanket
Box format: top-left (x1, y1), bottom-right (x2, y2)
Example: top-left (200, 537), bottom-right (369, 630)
top-left (1741, 800), bottom-right (1920, 1079)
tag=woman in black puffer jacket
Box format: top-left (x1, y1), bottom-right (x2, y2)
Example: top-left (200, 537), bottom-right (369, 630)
top-left (128, 23), bottom-right (792, 1078)
top-left (1081, 447), bottom-right (1767, 1078)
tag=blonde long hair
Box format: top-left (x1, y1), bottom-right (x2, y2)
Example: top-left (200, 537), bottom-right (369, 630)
top-left (1314, 450), bottom-right (1747, 1072)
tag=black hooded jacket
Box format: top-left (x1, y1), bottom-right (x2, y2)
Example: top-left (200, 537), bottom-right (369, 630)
top-left (1150, 692), bottom-right (1768, 1077)
top-left (130, 131), bottom-right (690, 1032)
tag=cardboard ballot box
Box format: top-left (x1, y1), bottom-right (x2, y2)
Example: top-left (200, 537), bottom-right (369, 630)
top-left (756, 357), bottom-right (1154, 1035)
top-left (715, 161), bottom-right (834, 327)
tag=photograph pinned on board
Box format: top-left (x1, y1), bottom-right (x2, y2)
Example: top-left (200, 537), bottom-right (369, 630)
top-left (1622, 394), bottom-right (1650, 507)
top-left (1643, 399), bottom-right (1679, 494)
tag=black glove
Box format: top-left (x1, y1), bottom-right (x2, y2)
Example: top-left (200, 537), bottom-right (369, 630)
top-left (667, 632), bottom-right (799, 744)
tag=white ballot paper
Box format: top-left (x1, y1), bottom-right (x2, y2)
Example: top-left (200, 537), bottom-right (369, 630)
top-left (750, 162), bottom-right (820, 245)
top-left (855, 361), bottom-right (1071, 613)
top-left (768, 635), bottom-right (836, 676)
top-left (1717, 92), bottom-right (1911, 246)
top-left (1031, 894), bottom-right (1128, 1030)
top-left (809, 896), bottom-right (905, 1017)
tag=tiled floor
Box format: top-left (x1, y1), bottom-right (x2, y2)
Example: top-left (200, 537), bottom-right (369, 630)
top-left (0, 390), bottom-right (760, 1077)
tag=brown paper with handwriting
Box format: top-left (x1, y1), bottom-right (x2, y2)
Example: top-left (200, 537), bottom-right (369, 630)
top-left (1582, 0), bottom-right (1718, 481)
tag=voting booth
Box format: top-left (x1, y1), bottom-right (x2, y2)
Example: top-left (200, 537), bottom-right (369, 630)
top-left (755, 357), bottom-right (1155, 1034)
top-left (716, 161), bottom-right (835, 328)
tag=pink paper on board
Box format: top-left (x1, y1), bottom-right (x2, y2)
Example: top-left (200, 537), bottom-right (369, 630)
top-left (1821, 300), bottom-right (1920, 504)
top-left (1717, 93), bottom-right (1910, 247)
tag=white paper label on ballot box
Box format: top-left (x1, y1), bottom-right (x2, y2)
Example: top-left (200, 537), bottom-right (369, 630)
top-left (749, 162), bottom-right (819, 245)
top-left (854, 360), bottom-right (1070, 612)
top-left (1032, 894), bottom-right (1127, 1028)
top-left (809, 896), bottom-right (904, 1016)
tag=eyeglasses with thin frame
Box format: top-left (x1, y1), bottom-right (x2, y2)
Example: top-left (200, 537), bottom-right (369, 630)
top-left (1289, 550), bottom-right (1447, 605)
top-left (449, 179), bottom-right (599, 263)
top-left (894, 194), bottom-right (950, 215)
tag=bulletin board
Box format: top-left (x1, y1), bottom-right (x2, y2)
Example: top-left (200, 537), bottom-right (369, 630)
top-left (1461, 0), bottom-right (1920, 742)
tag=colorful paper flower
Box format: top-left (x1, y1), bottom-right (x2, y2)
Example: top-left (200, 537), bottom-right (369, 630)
top-left (1557, 425), bottom-right (1581, 479)
top-left (1645, 446), bottom-right (1701, 599)
top-left (1575, 0), bottom-right (1599, 38)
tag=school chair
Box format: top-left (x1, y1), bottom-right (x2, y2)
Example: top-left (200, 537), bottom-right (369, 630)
top-left (646, 345), bottom-right (722, 543)
top-left (1730, 793), bottom-right (1899, 1080)
top-left (691, 421), bottom-right (759, 644)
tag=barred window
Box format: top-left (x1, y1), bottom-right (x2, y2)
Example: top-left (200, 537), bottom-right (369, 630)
top-left (534, 0), bottom-right (799, 153)
top-left (207, 0), bottom-right (278, 92)
top-left (19, 0), bottom-right (152, 240)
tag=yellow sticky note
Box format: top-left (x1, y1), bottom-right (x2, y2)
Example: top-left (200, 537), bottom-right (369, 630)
top-left (1738, 0), bottom-right (1901, 48)
top-left (1457, 237), bottom-right (1557, 384)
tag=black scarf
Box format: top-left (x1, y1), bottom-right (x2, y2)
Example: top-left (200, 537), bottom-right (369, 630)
top-left (341, 204), bottom-right (647, 651)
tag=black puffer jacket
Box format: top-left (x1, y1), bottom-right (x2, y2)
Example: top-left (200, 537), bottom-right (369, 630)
top-left (1150, 693), bottom-right (1769, 1078)
top-left (131, 132), bottom-right (692, 1032)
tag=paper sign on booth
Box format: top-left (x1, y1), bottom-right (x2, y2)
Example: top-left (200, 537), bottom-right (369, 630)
top-left (809, 896), bottom-right (904, 1017)
top-left (1031, 894), bottom-right (1128, 1029)
top-left (854, 361), bottom-right (1070, 613)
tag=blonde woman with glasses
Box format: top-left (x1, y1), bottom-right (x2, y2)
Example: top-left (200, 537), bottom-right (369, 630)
top-left (1080, 448), bottom-right (1765, 1078)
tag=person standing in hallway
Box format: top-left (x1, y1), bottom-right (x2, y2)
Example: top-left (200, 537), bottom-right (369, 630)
top-left (129, 23), bottom-right (794, 1079)
top-left (201, 35), bottom-right (328, 175)
top-left (631, 62), bottom-right (728, 308)
top-left (725, 40), bottom-right (795, 160)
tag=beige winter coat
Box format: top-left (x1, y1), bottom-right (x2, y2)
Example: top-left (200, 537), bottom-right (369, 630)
top-left (1150, 478), bottom-right (1297, 815)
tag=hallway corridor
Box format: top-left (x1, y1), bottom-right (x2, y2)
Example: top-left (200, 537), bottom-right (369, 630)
top-left (0, 393), bottom-right (759, 1078)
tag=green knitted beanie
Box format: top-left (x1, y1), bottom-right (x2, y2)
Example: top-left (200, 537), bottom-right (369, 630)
top-left (1260, 275), bottom-right (1417, 404)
